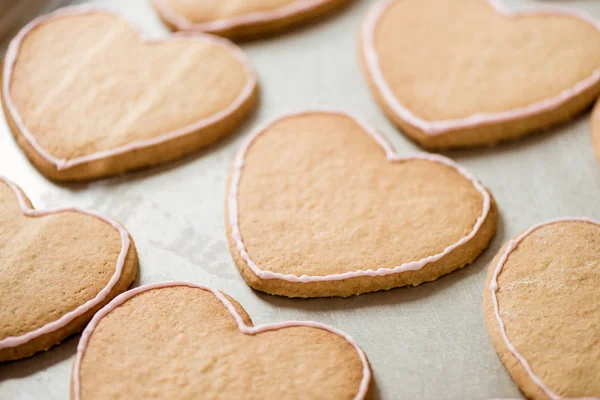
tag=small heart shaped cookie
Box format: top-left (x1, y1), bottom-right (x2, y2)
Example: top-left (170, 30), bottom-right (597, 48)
top-left (484, 219), bottom-right (600, 399)
top-left (152, 0), bottom-right (353, 40)
top-left (2, 7), bottom-right (258, 181)
top-left (361, 0), bottom-right (600, 149)
top-left (72, 282), bottom-right (371, 399)
top-left (226, 110), bottom-right (498, 297)
top-left (0, 178), bottom-right (138, 362)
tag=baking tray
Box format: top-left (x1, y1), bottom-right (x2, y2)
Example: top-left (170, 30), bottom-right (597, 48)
top-left (1, 0), bottom-right (598, 398)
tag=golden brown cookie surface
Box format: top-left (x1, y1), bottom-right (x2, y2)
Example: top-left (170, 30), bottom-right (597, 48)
top-left (484, 219), bottom-right (600, 400)
top-left (360, 0), bottom-right (600, 149)
top-left (3, 7), bottom-right (257, 181)
top-left (0, 177), bottom-right (137, 362)
top-left (72, 282), bottom-right (371, 399)
top-left (226, 110), bottom-right (497, 297)
top-left (152, 0), bottom-right (353, 40)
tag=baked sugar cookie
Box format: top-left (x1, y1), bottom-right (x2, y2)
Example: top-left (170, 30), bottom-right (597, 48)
top-left (226, 110), bottom-right (498, 298)
top-left (360, 0), bottom-right (600, 149)
top-left (484, 219), bottom-right (600, 400)
top-left (0, 177), bottom-right (137, 362)
top-left (72, 282), bottom-right (371, 399)
top-left (2, 7), bottom-right (258, 181)
top-left (152, 0), bottom-right (353, 40)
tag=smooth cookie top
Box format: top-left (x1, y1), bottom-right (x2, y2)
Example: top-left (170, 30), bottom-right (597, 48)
top-left (4, 7), bottom-right (255, 168)
top-left (229, 110), bottom-right (490, 281)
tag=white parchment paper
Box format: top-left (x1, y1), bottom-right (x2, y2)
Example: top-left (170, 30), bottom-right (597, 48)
top-left (1, 0), bottom-right (599, 398)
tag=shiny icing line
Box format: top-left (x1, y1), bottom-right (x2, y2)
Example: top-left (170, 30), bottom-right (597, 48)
top-left (2, 6), bottom-right (258, 171)
top-left (228, 109), bottom-right (491, 282)
top-left (489, 217), bottom-right (600, 400)
top-left (152, 0), bottom-right (336, 33)
top-left (362, 0), bottom-right (600, 136)
top-left (72, 281), bottom-right (371, 400)
top-left (0, 177), bottom-right (130, 349)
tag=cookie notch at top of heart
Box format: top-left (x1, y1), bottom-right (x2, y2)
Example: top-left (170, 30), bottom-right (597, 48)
top-left (226, 110), bottom-right (498, 298)
top-left (71, 282), bottom-right (372, 399)
top-left (360, 0), bottom-right (600, 149)
top-left (2, 6), bottom-right (258, 181)
top-left (0, 177), bottom-right (138, 362)
top-left (151, 0), bottom-right (354, 40)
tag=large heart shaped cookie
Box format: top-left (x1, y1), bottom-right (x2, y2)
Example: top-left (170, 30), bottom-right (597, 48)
top-left (72, 282), bottom-right (371, 399)
top-left (152, 0), bottom-right (353, 40)
top-left (360, 0), bottom-right (600, 149)
top-left (226, 110), bottom-right (498, 297)
top-left (2, 7), bottom-right (258, 181)
top-left (484, 219), bottom-right (600, 399)
top-left (0, 177), bottom-right (138, 362)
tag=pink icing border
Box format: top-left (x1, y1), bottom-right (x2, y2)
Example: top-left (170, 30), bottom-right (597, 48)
top-left (361, 0), bottom-right (600, 136)
top-left (152, 0), bottom-right (337, 33)
top-left (0, 177), bottom-right (130, 349)
top-left (489, 218), bottom-right (600, 400)
top-left (2, 6), bottom-right (258, 171)
top-left (72, 281), bottom-right (371, 400)
top-left (227, 109), bottom-right (491, 282)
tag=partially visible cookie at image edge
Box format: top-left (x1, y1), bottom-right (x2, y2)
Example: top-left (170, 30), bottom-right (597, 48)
top-left (0, 177), bottom-right (138, 362)
top-left (484, 218), bottom-right (600, 400)
top-left (71, 282), bottom-right (371, 399)
top-left (360, 0), bottom-right (600, 149)
top-left (151, 0), bottom-right (354, 40)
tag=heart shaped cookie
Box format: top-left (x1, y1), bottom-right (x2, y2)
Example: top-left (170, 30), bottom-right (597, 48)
top-left (152, 0), bottom-right (353, 40)
top-left (226, 110), bottom-right (498, 297)
top-left (2, 7), bottom-right (258, 181)
top-left (0, 177), bottom-right (138, 362)
top-left (72, 282), bottom-right (371, 399)
top-left (360, 0), bottom-right (600, 149)
top-left (484, 219), bottom-right (600, 399)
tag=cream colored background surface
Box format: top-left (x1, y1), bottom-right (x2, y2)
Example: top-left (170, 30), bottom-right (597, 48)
top-left (0, 0), bottom-right (598, 398)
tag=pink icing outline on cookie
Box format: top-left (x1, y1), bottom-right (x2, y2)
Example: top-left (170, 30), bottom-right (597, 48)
top-left (2, 6), bottom-right (258, 171)
top-left (152, 0), bottom-right (337, 33)
top-left (0, 177), bottom-right (130, 349)
top-left (72, 281), bottom-right (371, 400)
top-left (227, 109), bottom-right (491, 282)
top-left (489, 218), bottom-right (600, 400)
top-left (362, 0), bottom-right (600, 136)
